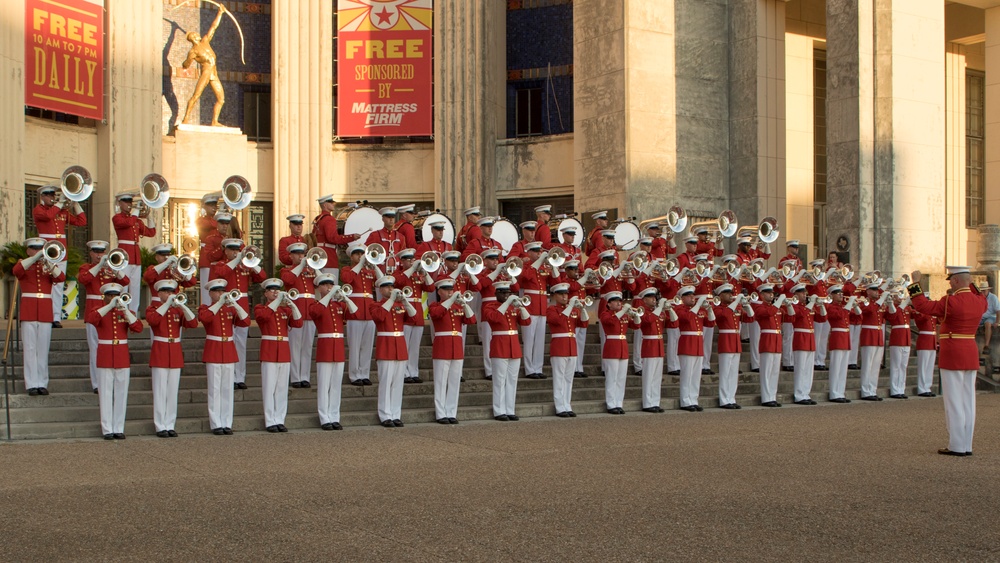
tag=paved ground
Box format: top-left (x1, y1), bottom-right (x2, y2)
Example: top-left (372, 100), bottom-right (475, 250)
top-left (2, 395), bottom-right (999, 561)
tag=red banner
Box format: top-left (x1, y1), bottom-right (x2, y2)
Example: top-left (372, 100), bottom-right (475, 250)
top-left (337, 0), bottom-right (432, 137)
top-left (25, 0), bottom-right (104, 120)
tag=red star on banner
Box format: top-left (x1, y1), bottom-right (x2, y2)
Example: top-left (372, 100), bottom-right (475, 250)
top-left (375, 6), bottom-right (392, 24)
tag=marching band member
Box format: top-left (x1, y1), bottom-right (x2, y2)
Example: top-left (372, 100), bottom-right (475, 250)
top-left (395, 248), bottom-right (435, 383)
top-left (736, 237), bottom-right (755, 265)
top-left (789, 284), bottom-right (824, 405)
top-left (310, 274), bottom-right (355, 430)
top-left (807, 259), bottom-right (831, 372)
top-left (858, 281), bottom-right (891, 401)
top-left (780, 240), bottom-right (804, 271)
top-left (144, 244), bottom-right (197, 306)
top-left (256, 279), bottom-right (303, 433)
top-left (415, 219), bottom-right (454, 255)
top-left (77, 240), bottom-right (128, 393)
top-left (86, 283), bottom-right (142, 439)
top-left (199, 278), bottom-right (251, 435)
top-left (548, 283), bottom-right (589, 417)
top-left (507, 221), bottom-right (537, 260)
top-left (366, 207), bottom-right (404, 274)
top-left (913, 307), bottom-right (939, 398)
top-left (886, 291), bottom-right (913, 399)
top-left (314, 194), bottom-right (361, 282)
top-left (521, 242), bottom-right (554, 379)
top-left (199, 211), bottom-right (233, 304)
top-left (559, 260), bottom-right (594, 378)
top-left (593, 248), bottom-right (627, 355)
top-left (430, 279), bottom-right (476, 423)
top-left (554, 227), bottom-right (583, 262)
top-left (112, 192), bottom-right (156, 313)
top-left (714, 284), bottom-right (752, 409)
top-left (637, 287), bottom-right (671, 412)
top-left (145, 279), bottom-right (198, 437)
top-left (844, 274), bottom-right (862, 370)
top-left (646, 223), bottom-right (674, 260)
top-left (693, 255), bottom-right (717, 374)
top-left (908, 267), bottom-right (986, 456)
top-left (675, 286), bottom-right (713, 411)
top-left (630, 239), bottom-right (655, 376)
top-left (693, 227), bottom-right (724, 258)
top-left (752, 284), bottom-right (784, 407)
top-left (371, 276), bottom-right (418, 427)
top-left (825, 285), bottom-right (859, 403)
top-left (341, 242), bottom-right (381, 386)
top-left (212, 238), bottom-right (266, 390)
top-left (33, 184), bottom-right (87, 326)
top-left (14, 237), bottom-right (65, 396)
top-left (280, 243), bottom-right (318, 388)
top-left (197, 194), bottom-right (221, 303)
top-left (675, 237), bottom-right (699, 270)
top-left (653, 271), bottom-right (682, 377)
top-left (601, 292), bottom-right (640, 413)
top-left (395, 204), bottom-right (419, 250)
top-left (779, 263), bottom-right (805, 372)
top-left (585, 230), bottom-right (619, 270)
top-left (462, 216), bottom-right (502, 259)
top-left (534, 205), bottom-right (554, 249)
top-left (470, 248), bottom-right (511, 380)
top-left (585, 211), bottom-right (610, 256)
top-left (484, 282), bottom-right (531, 421)
top-left (277, 214), bottom-right (306, 266)
top-left (456, 207), bottom-right (482, 252)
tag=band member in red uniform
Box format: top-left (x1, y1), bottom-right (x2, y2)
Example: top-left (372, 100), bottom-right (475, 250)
top-left (14, 237), bottom-right (65, 395)
top-left (780, 240), bottom-right (804, 271)
top-left (824, 285), bottom-right (860, 403)
top-left (280, 243), bottom-right (318, 388)
top-left (752, 284), bottom-right (786, 407)
top-left (845, 275), bottom-right (862, 369)
top-left (395, 204), bottom-right (418, 250)
top-left (548, 283), bottom-right (589, 417)
top-left (309, 274), bottom-right (356, 430)
top-left (859, 281), bottom-right (892, 401)
top-left (692, 227), bottom-right (724, 258)
top-left (145, 280), bottom-right (198, 437)
top-left (468, 248), bottom-right (509, 380)
top-left (277, 214), bottom-right (306, 266)
top-left (559, 260), bottom-right (594, 378)
top-left (112, 192), bottom-right (156, 313)
top-left (213, 238), bottom-right (266, 389)
top-left (675, 287), bottom-right (714, 411)
top-left (675, 237), bottom-right (699, 271)
top-left (429, 279), bottom-right (476, 423)
top-left (199, 210), bottom-right (233, 304)
top-left (534, 204), bottom-right (554, 250)
top-left (714, 284), bottom-right (753, 409)
top-left (197, 194), bottom-right (220, 295)
top-left (33, 184), bottom-right (86, 326)
top-left (200, 278), bottom-right (250, 435)
top-left (415, 219), bottom-right (453, 255)
top-left (913, 307), bottom-right (939, 398)
top-left (789, 284), bottom-right (827, 405)
top-left (908, 266), bottom-right (986, 456)
top-left (736, 237), bottom-right (755, 265)
top-left (483, 282), bottom-right (531, 421)
top-left (508, 221), bottom-right (536, 260)
top-left (584, 231), bottom-right (617, 270)
top-left (365, 207), bottom-right (404, 274)
top-left (371, 276), bottom-right (417, 427)
top-left (86, 283), bottom-right (142, 439)
top-left (341, 242), bottom-right (383, 385)
top-left (886, 292), bottom-right (913, 399)
top-left (646, 223), bottom-right (675, 260)
top-left (314, 194), bottom-right (361, 282)
top-left (77, 240), bottom-right (129, 393)
top-left (805, 260), bottom-right (831, 372)
top-left (144, 245), bottom-right (197, 326)
top-left (456, 206), bottom-right (482, 253)
top-left (584, 211), bottom-right (610, 256)
top-left (395, 248), bottom-right (434, 383)
top-left (554, 228), bottom-right (583, 263)
top-left (462, 216), bottom-right (502, 260)
top-left (600, 292), bottom-right (640, 414)
top-left (255, 278), bottom-right (304, 433)
top-left (636, 287), bottom-right (673, 412)
top-left (521, 242), bottom-right (554, 378)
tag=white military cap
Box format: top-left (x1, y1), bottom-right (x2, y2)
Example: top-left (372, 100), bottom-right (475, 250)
top-left (721, 254), bottom-right (738, 263)
top-left (638, 237), bottom-right (653, 245)
top-left (262, 278), bottom-right (283, 290)
top-left (154, 279), bottom-right (178, 292)
top-left (376, 275), bottom-right (396, 287)
top-left (115, 192), bottom-right (134, 201)
top-left (287, 214), bottom-right (305, 223)
top-left (683, 236), bottom-right (698, 244)
top-left (435, 278), bottom-right (455, 290)
top-left (348, 242), bottom-right (366, 254)
top-left (737, 236), bottom-right (752, 245)
top-left (201, 193), bottom-right (220, 205)
top-left (592, 211), bottom-right (608, 220)
top-left (442, 250), bottom-right (461, 260)
top-left (477, 216), bottom-right (496, 227)
top-left (152, 243), bottom-right (174, 254)
top-left (100, 283), bottom-right (124, 295)
top-left (646, 223), bottom-right (662, 231)
top-left (23, 237), bottom-right (45, 248)
top-left (564, 260), bottom-right (580, 269)
top-left (757, 283), bottom-right (775, 292)
top-left (396, 248), bottom-right (416, 260)
top-left (86, 240), bottom-right (109, 251)
top-left (317, 194), bottom-right (335, 204)
top-left (397, 204), bottom-right (415, 214)
top-left (605, 291), bottom-right (623, 301)
top-left (493, 281), bottom-right (512, 291)
top-left (428, 219), bottom-right (447, 228)
top-left (37, 185), bottom-right (57, 195)
top-left (694, 227), bottom-right (710, 235)
top-left (693, 254), bottom-right (709, 262)
top-left (314, 274), bottom-right (336, 285)
top-left (525, 241), bottom-right (543, 252)
top-left (520, 221), bottom-right (537, 230)
top-left (560, 227), bottom-right (578, 236)
top-left (550, 283), bottom-right (570, 294)
top-left (463, 206), bottom-right (482, 216)
top-left (287, 242), bottom-right (308, 253)
top-left (601, 229), bottom-right (616, 237)
top-left (791, 283), bottom-right (807, 293)
top-left (214, 212), bottom-right (233, 223)
top-left (828, 284), bottom-right (843, 294)
top-left (786, 239), bottom-right (800, 247)
top-left (599, 249), bottom-right (616, 260)
top-left (222, 238), bottom-right (243, 249)
top-left (715, 283), bottom-right (734, 295)
top-left (534, 205), bottom-right (552, 214)
top-left (481, 248), bottom-right (501, 259)
top-left (205, 279), bottom-right (228, 291)
top-left (678, 286), bottom-right (696, 296)
top-left (379, 207), bottom-right (397, 216)
top-left (946, 265), bottom-right (971, 279)
top-left (637, 287), bottom-right (659, 299)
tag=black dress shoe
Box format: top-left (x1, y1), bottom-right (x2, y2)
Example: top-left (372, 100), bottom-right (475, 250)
top-left (938, 448), bottom-right (970, 457)
top-left (642, 407), bottom-right (660, 413)
top-left (889, 394), bottom-right (908, 399)
top-left (918, 392), bottom-right (936, 397)
top-left (483, 376), bottom-right (490, 380)
top-left (781, 365), bottom-right (794, 372)
top-left (362, 379), bottom-right (373, 386)
top-left (331, 422), bottom-right (343, 430)
top-left (667, 370), bottom-right (680, 376)
top-left (702, 369), bottom-right (715, 375)
top-left (508, 415), bottom-right (519, 421)
top-left (741, 338), bottom-right (750, 343)
top-left (156, 430), bottom-right (170, 438)
top-left (461, 376), bottom-right (467, 382)
top-left (437, 418), bottom-right (450, 424)
top-left (761, 401), bottom-right (781, 407)
top-left (38, 387), bottom-right (49, 395)
top-left (381, 420), bottom-right (395, 427)
top-left (277, 424), bottom-right (288, 432)
top-left (104, 433), bottom-right (114, 440)
top-left (829, 397), bottom-right (850, 403)
top-left (494, 415), bottom-right (509, 421)
top-left (526, 373), bottom-right (542, 380)
top-left (223, 428), bottom-right (233, 435)
top-left (794, 399), bottom-right (813, 405)
top-left (236, 382), bottom-right (247, 390)
top-left (403, 377), bottom-right (414, 384)
top-left (392, 419), bottom-right (404, 427)
top-left (734, 404), bottom-right (743, 409)
top-left (113, 433), bottom-right (125, 440)
top-left (848, 364), bottom-right (860, 370)
top-left (568, 411), bottom-right (577, 417)
top-left (28, 388), bottom-right (38, 396)
top-left (694, 405), bottom-right (704, 412)
top-left (448, 418), bottom-right (458, 424)
top-left (167, 430), bottom-right (178, 437)
top-left (351, 380), bottom-right (364, 386)
top-left (556, 411), bottom-right (572, 418)
top-left (634, 370), bottom-right (642, 377)
top-left (680, 405), bottom-right (699, 412)
top-left (720, 403), bottom-right (739, 409)
top-left (321, 423), bottom-right (334, 430)
top-left (575, 371), bottom-right (588, 378)
top-left (290, 382), bottom-right (302, 389)
top-left (93, 388), bottom-right (99, 394)
top-left (212, 428), bottom-right (225, 435)
top-left (267, 426), bottom-right (279, 433)
top-left (815, 365), bottom-right (828, 371)
top-left (411, 377), bottom-right (423, 384)
top-left (750, 368), bottom-right (760, 373)
top-left (301, 381), bottom-right (311, 388)
top-left (52, 321), bottom-right (62, 328)
top-left (860, 395), bottom-right (880, 401)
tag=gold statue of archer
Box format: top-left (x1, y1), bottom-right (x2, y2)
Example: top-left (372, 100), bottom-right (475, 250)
top-left (180, 3), bottom-right (227, 127)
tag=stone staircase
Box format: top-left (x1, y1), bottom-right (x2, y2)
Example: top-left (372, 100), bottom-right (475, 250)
top-left (0, 322), bottom-right (932, 440)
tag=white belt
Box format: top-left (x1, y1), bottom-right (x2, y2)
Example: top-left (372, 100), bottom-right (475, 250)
top-left (153, 336), bottom-right (180, 343)
top-left (861, 325), bottom-right (882, 330)
top-left (918, 331), bottom-right (935, 335)
top-left (377, 331), bottom-right (404, 337)
top-left (261, 335), bottom-right (287, 341)
top-left (86, 295), bottom-right (103, 300)
top-left (407, 297), bottom-right (420, 302)
top-left (319, 242), bottom-right (338, 248)
top-left (118, 240), bottom-right (136, 245)
top-left (890, 325), bottom-right (909, 330)
top-left (524, 290), bottom-right (547, 295)
top-left (552, 333), bottom-right (574, 338)
top-left (98, 339), bottom-right (127, 345)
top-left (718, 329), bottom-right (738, 334)
top-left (435, 331), bottom-right (462, 337)
top-left (680, 331), bottom-right (703, 336)
top-left (794, 328), bottom-right (814, 333)
top-left (39, 233), bottom-right (63, 239)
top-left (761, 329), bottom-right (780, 334)
top-left (832, 328), bottom-right (850, 332)
top-left (481, 297), bottom-right (497, 302)
top-left (606, 335), bottom-right (626, 340)
top-left (317, 333), bottom-right (345, 338)
top-left (206, 335), bottom-right (232, 342)
top-left (494, 330), bottom-right (518, 336)
top-left (296, 293), bottom-right (314, 299)
top-left (23, 293), bottom-right (51, 298)
top-left (350, 293), bottom-right (373, 299)
top-left (642, 335), bottom-right (663, 340)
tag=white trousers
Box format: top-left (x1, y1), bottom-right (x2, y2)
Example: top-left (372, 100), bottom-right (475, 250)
top-left (124, 264), bottom-right (141, 314)
top-left (781, 323), bottom-right (794, 366)
top-left (377, 359), bottom-right (406, 422)
top-left (828, 349), bottom-right (849, 399)
top-left (575, 327), bottom-right (587, 372)
top-left (316, 362), bottom-right (345, 424)
top-left (718, 353), bottom-right (739, 405)
top-left (200, 267), bottom-right (211, 305)
top-left (522, 316), bottom-right (546, 375)
top-left (793, 350), bottom-right (815, 401)
top-left (51, 260), bottom-right (67, 320)
top-left (86, 323), bottom-right (99, 389)
top-left (848, 325), bottom-right (861, 365)
top-left (917, 350), bottom-right (937, 394)
top-left (492, 357), bottom-right (521, 416)
top-left (860, 345), bottom-right (884, 397)
top-left (233, 325), bottom-right (249, 383)
top-left (261, 361), bottom-right (290, 427)
top-left (403, 324), bottom-right (425, 379)
top-left (603, 358), bottom-right (628, 409)
top-left (642, 356), bottom-right (664, 408)
top-left (433, 359), bottom-right (463, 419)
top-left (633, 328), bottom-right (643, 372)
top-left (477, 321), bottom-right (493, 377)
top-left (889, 346), bottom-right (910, 396)
top-left (814, 321), bottom-right (830, 366)
top-left (346, 319), bottom-right (375, 382)
top-left (206, 362), bottom-right (235, 429)
top-left (97, 367), bottom-right (129, 435)
top-left (678, 355), bottom-right (702, 408)
top-left (740, 319), bottom-right (750, 339)
top-left (760, 352), bottom-right (781, 403)
top-left (666, 327), bottom-right (680, 372)
top-left (702, 326), bottom-right (715, 364)
top-left (551, 356), bottom-right (575, 413)
top-left (22, 321), bottom-right (52, 389)
top-left (151, 367), bottom-right (180, 431)
top-left (288, 319), bottom-right (316, 384)
top-left (941, 369), bottom-right (976, 453)
top-left (748, 322), bottom-right (761, 370)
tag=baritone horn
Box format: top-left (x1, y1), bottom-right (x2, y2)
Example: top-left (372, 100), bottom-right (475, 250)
top-left (60, 165), bottom-right (93, 202)
top-left (504, 256), bottom-right (523, 278)
top-left (464, 253), bottom-right (484, 275)
top-left (221, 175), bottom-right (252, 210)
top-left (42, 240), bottom-right (66, 264)
top-left (107, 248), bottom-right (129, 272)
top-left (140, 173), bottom-right (169, 210)
top-left (172, 254), bottom-right (197, 280)
top-left (305, 247), bottom-right (328, 271)
top-left (547, 247), bottom-right (567, 269)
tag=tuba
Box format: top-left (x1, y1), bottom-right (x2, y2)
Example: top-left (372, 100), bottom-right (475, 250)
top-left (107, 248), bottom-right (129, 272)
top-left (60, 165), bottom-right (93, 202)
top-left (221, 175), bottom-right (252, 211)
top-left (140, 173), bottom-right (170, 213)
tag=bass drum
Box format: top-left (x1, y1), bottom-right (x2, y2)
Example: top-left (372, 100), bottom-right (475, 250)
top-left (343, 205), bottom-right (383, 238)
top-left (554, 217), bottom-right (584, 247)
top-left (614, 221), bottom-right (641, 251)
top-left (417, 212), bottom-right (456, 245)
top-left (491, 219), bottom-right (520, 256)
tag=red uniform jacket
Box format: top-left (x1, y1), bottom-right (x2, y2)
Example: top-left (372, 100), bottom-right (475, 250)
top-left (790, 303), bottom-right (822, 351)
top-left (597, 275), bottom-right (635, 317)
top-left (472, 271), bottom-right (520, 309)
top-left (910, 285), bottom-right (985, 370)
top-left (887, 306), bottom-right (912, 347)
top-left (675, 306), bottom-right (705, 357)
top-left (650, 238), bottom-right (673, 260)
top-left (369, 301), bottom-right (410, 360)
top-left (752, 302), bottom-right (783, 354)
top-left (546, 305), bottom-right (585, 357)
top-left (146, 306), bottom-right (198, 368)
top-left (199, 304), bottom-right (250, 364)
top-left (913, 310), bottom-right (938, 351)
top-left (85, 308), bottom-right (142, 368)
top-left (197, 215), bottom-right (218, 268)
top-left (554, 242), bottom-right (583, 263)
top-left (78, 264), bottom-right (129, 318)
top-left (396, 269), bottom-right (434, 326)
top-left (416, 239), bottom-right (453, 256)
top-left (520, 264), bottom-right (554, 316)
top-left (200, 231), bottom-right (227, 269)
top-left (313, 211), bottom-right (356, 251)
top-left (430, 302), bottom-right (476, 360)
top-left (395, 220), bottom-right (418, 251)
top-left (366, 228), bottom-right (404, 273)
top-left (483, 301), bottom-right (531, 359)
top-left (713, 305), bottom-right (743, 355)
top-left (535, 222), bottom-right (553, 250)
top-left (340, 266), bottom-right (377, 321)
top-left (639, 309), bottom-right (668, 358)
top-left (584, 244), bottom-right (615, 270)
top-left (280, 266), bottom-right (318, 318)
top-left (585, 227), bottom-right (603, 256)
top-left (255, 304), bottom-right (303, 362)
top-left (14, 259), bottom-right (65, 322)
top-left (780, 253), bottom-right (803, 271)
top-left (433, 269), bottom-right (472, 295)
top-left (749, 247), bottom-right (771, 261)
top-left (456, 222), bottom-right (481, 252)
top-left (600, 310), bottom-right (640, 359)
top-left (277, 234), bottom-right (305, 266)
top-left (675, 251), bottom-right (697, 271)
top-left (859, 302), bottom-right (886, 347)
top-left (695, 240), bottom-right (724, 257)
top-left (309, 300), bottom-right (348, 363)
top-left (144, 264), bottom-right (196, 304)
top-left (212, 261), bottom-right (267, 312)
top-left (33, 203), bottom-right (86, 245)
top-left (507, 240), bottom-right (532, 260)
top-left (844, 282), bottom-right (861, 326)
top-left (112, 212), bottom-right (155, 263)
top-left (463, 236), bottom-right (502, 261)
top-left (824, 303), bottom-right (854, 351)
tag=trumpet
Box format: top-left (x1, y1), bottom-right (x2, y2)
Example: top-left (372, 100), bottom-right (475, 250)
top-left (420, 251), bottom-right (441, 273)
top-left (227, 289), bottom-right (242, 303)
top-left (628, 305), bottom-right (645, 321)
top-left (241, 245), bottom-right (262, 269)
top-left (107, 248), bottom-right (129, 272)
top-left (173, 293), bottom-right (187, 307)
top-left (172, 254), bottom-right (197, 280)
top-left (455, 291), bottom-right (474, 304)
top-left (61, 165), bottom-right (93, 202)
top-left (117, 293), bottom-right (132, 308)
top-left (42, 240), bottom-right (66, 265)
top-left (511, 295), bottom-right (531, 309)
top-left (333, 284), bottom-right (354, 300)
top-left (576, 296), bottom-right (594, 308)
top-left (464, 253), bottom-right (485, 275)
top-left (287, 288), bottom-right (300, 300)
top-left (748, 292), bottom-right (759, 302)
top-left (401, 286), bottom-right (414, 299)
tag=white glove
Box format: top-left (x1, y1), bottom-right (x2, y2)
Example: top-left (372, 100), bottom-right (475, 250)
top-left (383, 290), bottom-right (399, 311)
top-left (518, 306), bottom-right (530, 319)
top-left (73, 202), bottom-right (83, 215)
top-left (232, 302), bottom-right (249, 320)
top-left (22, 252), bottom-right (44, 268)
top-left (404, 302), bottom-right (417, 317)
top-left (290, 303), bottom-right (303, 319)
top-left (208, 296), bottom-right (226, 314)
top-left (268, 295), bottom-right (282, 312)
top-left (155, 297), bottom-right (172, 317)
top-left (97, 300), bottom-right (117, 316)
top-left (463, 303), bottom-right (475, 318)
top-left (124, 309), bottom-right (138, 325)
top-left (441, 292), bottom-right (459, 308)
top-left (179, 304), bottom-right (196, 322)
top-left (130, 206), bottom-right (140, 217)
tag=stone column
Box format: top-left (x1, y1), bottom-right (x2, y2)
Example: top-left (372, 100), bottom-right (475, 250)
top-left (0, 0), bottom-right (25, 245)
top-left (434, 0), bottom-right (505, 219)
top-left (96, 0), bottom-right (163, 244)
top-left (944, 42), bottom-right (967, 266)
top-left (782, 31), bottom-right (812, 251)
top-left (986, 9), bottom-right (1000, 226)
top-left (272, 0), bottom-right (333, 230)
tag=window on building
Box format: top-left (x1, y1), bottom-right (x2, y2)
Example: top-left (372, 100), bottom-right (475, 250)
top-left (967, 70), bottom-right (985, 228)
top-left (516, 88), bottom-right (543, 137)
top-left (24, 107), bottom-right (96, 127)
top-left (243, 87), bottom-right (271, 142)
top-left (24, 185), bottom-right (93, 257)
